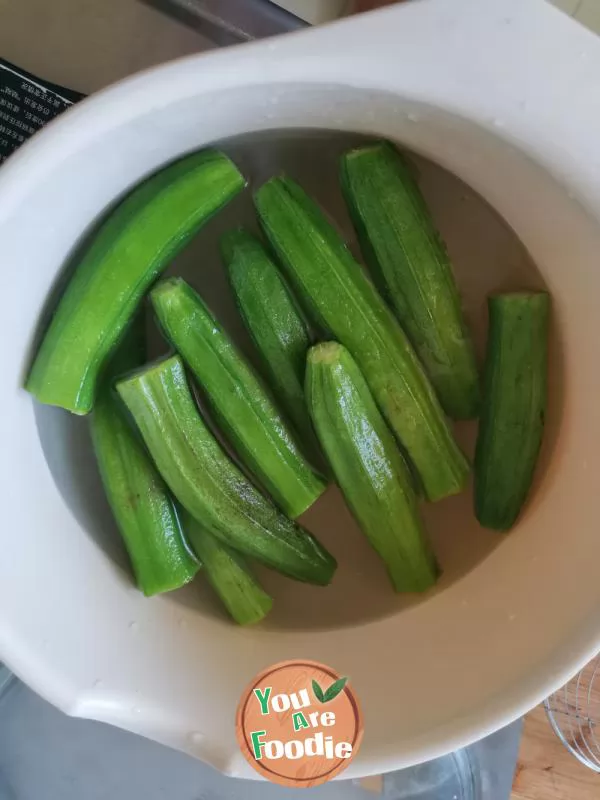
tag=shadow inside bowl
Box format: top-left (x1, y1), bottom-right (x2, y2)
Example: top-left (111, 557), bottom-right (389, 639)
top-left (32, 129), bottom-right (563, 632)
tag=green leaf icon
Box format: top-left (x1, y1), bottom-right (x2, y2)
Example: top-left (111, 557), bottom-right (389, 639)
top-left (312, 679), bottom-right (325, 703)
top-left (312, 677), bottom-right (348, 704)
top-left (323, 677), bottom-right (348, 703)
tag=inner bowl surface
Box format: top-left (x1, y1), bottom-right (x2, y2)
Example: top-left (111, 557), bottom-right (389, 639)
top-left (34, 129), bottom-right (557, 632)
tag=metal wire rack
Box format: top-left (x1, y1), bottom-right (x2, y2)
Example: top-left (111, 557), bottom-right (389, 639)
top-left (544, 655), bottom-right (600, 772)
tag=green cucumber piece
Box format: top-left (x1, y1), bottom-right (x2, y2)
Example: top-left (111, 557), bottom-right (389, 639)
top-left (222, 229), bottom-right (316, 446)
top-left (117, 355), bottom-right (336, 585)
top-left (27, 149), bottom-right (245, 415)
top-left (307, 342), bottom-right (437, 592)
top-left (255, 175), bottom-right (469, 502)
top-left (90, 330), bottom-right (199, 597)
top-left (151, 277), bottom-right (326, 519)
top-left (182, 512), bottom-right (272, 626)
top-left (474, 292), bottom-right (549, 531)
top-left (340, 142), bottom-right (480, 420)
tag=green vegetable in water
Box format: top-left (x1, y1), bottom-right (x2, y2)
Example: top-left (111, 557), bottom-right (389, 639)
top-left (90, 324), bottom-right (199, 596)
top-left (182, 512), bottom-right (272, 626)
top-left (27, 149), bottom-right (245, 414)
top-left (340, 142), bottom-right (480, 419)
top-left (475, 292), bottom-right (550, 531)
top-left (306, 342), bottom-right (438, 592)
top-left (222, 228), bottom-right (317, 449)
top-left (151, 277), bottom-right (325, 519)
top-left (117, 355), bottom-right (336, 585)
top-left (255, 175), bottom-right (469, 502)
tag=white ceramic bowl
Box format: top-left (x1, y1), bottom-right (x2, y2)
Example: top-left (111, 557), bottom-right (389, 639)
top-left (2, 0), bottom-right (600, 779)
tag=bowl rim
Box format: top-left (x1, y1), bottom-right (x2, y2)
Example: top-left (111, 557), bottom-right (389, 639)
top-left (1, 0), bottom-right (600, 780)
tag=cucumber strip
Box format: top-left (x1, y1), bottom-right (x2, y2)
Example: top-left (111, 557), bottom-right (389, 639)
top-left (117, 356), bottom-right (336, 585)
top-left (27, 149), bottom-right (245, 415)
top-left (340, 142), bottom-right (480, 420)
top-left (182, 512), bottom-right (272, 626)
top-left (90, 328), bottom-right (199, 597)
top-left (151, 278), bottom-right (326, 519)
top-left (474, 292), bottom-right (549, 531)
top-left (307, 342), bottom-right (437, 592)
top-left (255, 176), bottom-right (469, 502)
top-left (222, 229), bottom-right (316, 446)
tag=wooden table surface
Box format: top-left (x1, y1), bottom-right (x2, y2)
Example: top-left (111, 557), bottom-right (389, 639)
top-left (511, 705), bottom-right (598, 799)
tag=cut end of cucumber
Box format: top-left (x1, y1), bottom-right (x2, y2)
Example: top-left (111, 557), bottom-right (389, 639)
top-left (150, 278), bottom-right (190, 324)
top-left (489, 291), bottom-right (550, 302)
top-left (140, 568), bottom-right (199, 598)
top-left (151, 276), bottom-right (185, 298)
top-left (309, 552), bottom-right (338, 587)
top-left (342, 140), bottom-right (396, 165)
top-left (25, 372), bottom-right (93, 415)
top-left (228, 587), bottom-right (273, 626)
top-left (220, 227), bottom-right (256, 263)
top-left (117, 354), bottom-right (185, 398)
top-left (308, 341), bottom-right (344, 365)
top-left (254, 175), bottom-right (303, 215)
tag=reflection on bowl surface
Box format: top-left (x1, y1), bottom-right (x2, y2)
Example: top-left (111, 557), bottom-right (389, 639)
top-left (34, 130), bottom-right (561, 631)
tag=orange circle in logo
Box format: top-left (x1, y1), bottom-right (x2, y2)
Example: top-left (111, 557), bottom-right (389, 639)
top-left (236, 659), bottom-right (363, 788)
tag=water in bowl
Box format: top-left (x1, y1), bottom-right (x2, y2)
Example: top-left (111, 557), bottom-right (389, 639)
top-left (34, 130), bottom-right (560, 632)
